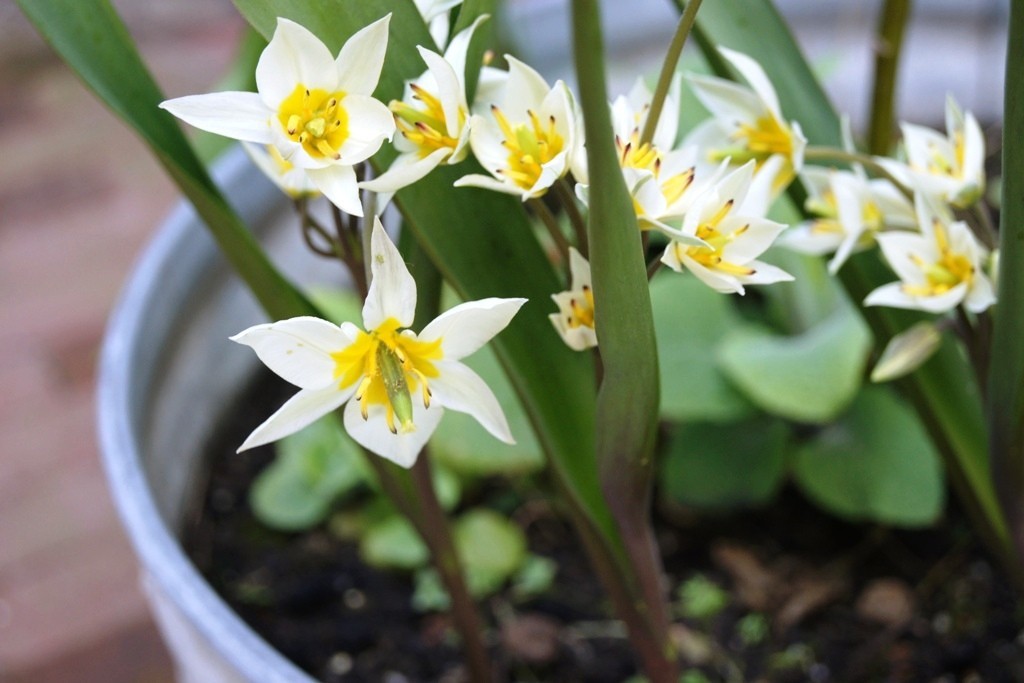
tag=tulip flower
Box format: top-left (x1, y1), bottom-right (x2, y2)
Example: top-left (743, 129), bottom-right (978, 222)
top-left (232, 219), bottom-right (526, 467)
top-left (549, 247), bottom-right (597, 351)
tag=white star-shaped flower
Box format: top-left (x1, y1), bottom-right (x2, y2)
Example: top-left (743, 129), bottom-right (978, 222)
top-left (549, 247), bottom-right (597, 351)
top-left (161, 17), bottom-right (395, 216)
top-left (232, 219), bottom-right (526, 467)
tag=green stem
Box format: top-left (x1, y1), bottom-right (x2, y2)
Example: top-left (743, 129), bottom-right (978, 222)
top-left (530, 197), bottom-right (572, 265)
top-left (803, 146), bottom-right (913, 198)
top-left (640, 0), bottom-right (703, 146)
top-left (554, 178), bottom-right (589, 257)
top-left (866, 0), bottom-right (912, 155)
top-left (988, 0), bottom-right (1024, 573)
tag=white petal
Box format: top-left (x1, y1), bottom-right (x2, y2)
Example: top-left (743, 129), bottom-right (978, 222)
top-left (343, 397), bottom-right (442, 467)
top-left (876, 231), bottom-right (934, 285)
top-left (238, 384), bottom-right (353, 452)
top-left (335, 14), bottom-right (391, 96)
top-left (231, 316), bottom-right (355, 389)
top-left (419, 297), bottom-right (527, 360)
top-left (719, 47), bottom-right (782, 118)
top-left (499, 56), bottom-right (551, 111)
top-left (417, 46), bottom-right (464, 138)
top-left (360, 148), bottom-right (451, 193)
top-left (307, 165), bottom-right (363, 215)
top-left (680, 253), bottom-right (745, 294)
top-left (549, 312), bottom-right (597, 351)
top-left (160, 92), bottom-right (273, 143)
top-left (865, 281), bottom-right (967, 313)
top-left (453, 173), bottom-right (522, 197)
top-left (742, 260), bottom-right (794, 285)
top-left (686, 73), bottom-right (765, 127)
top-left (336, 94), bottom-right (395, 163)
top-left (257, 18), bottom-right (337, 107)
top-left (430, 361), bottom-right (514, 443)
top-left (363, 219), bottom-right (417, 329)
top-left (776, 223), bottom-right (843, 256)
top-left (568, 247), bottom-right (592, 291)
top-left (442, 14), bottom-right (489, 90)
top-left (720, 217), bottom-right (786, 263)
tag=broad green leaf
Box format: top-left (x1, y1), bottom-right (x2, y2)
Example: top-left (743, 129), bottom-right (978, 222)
top-left (511, 554), bottom-right (558, 600)
top-left (685, 0), bottom-right (1005, 547)
top-left (651, 272), bottom-right (753, 422)
top-left (718, 308), bottom-right (870, 424)
top-left (250, 416), bottom-right (368, 531)
top-left (234, 0), bottom-right (614, 552)
top-left (412, 568), bottom-right (451, 611)
top-left (660, 417), bottom-right (788, 509)
top-left (361, 515), bottom-right (430, 570)
top-left (454, 508), bottom-right (527, 596)
top-left (792, 387), bottom-right (945, 526)
top-left (17, 0), bottom-right (316, 321)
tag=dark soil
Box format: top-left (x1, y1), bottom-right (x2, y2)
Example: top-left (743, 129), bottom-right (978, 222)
top-left (184, 371), bottom-right (1024, 682)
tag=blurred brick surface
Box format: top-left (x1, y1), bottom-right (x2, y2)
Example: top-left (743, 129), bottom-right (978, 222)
top-left (0, 0), bottom-right (243, 679)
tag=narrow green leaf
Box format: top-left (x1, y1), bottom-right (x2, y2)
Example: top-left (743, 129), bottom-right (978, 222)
top-left (17, 0), bottom-right (316, 321)
top-left (989, 1), bottom-right (1024, 550)
top-left (792, 387), bottom-right (945, 527)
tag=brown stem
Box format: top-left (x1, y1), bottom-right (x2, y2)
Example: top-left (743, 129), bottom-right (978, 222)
top-left (554, 178), bottom-right (589, 257)
top-left (410, 454), bottom-right (493, 682)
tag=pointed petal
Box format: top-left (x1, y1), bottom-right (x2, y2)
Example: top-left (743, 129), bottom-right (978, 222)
top-left (720, 217), bottom-right (786, 263)
top-left (453, 173), bottom-right (521, 197)
top-left (335, 14), bottom-right (391, 96)
top-left (419, 297), bottom-right (526, 360)
top-left (231, 316), bottom-right (355, 389)
top-left (160, 92), bottom-right (272, 143)
top-left (568, 247), bottom-right (592, 291)
top-left (360, 148), bottom-right (451, 193)
top-left (719, 47), bottom-right (782, 118)
top-left (430, 361), bottom-right (514, 443)
top-left (256, 18), bottom-right (337, 107)
top-left (417, 46), bottom-right (465, 138)
top-left (336, 94), bottom-right (395, 163)
top-left (238, 384), bottom-right (352, 452)
top-left (742, 260), bottom-right (794, 285)
top-left (964, 272), bottom-right (996, 313)
top-left (686, 73), bottom-right (766, 127)
top-left (363, 219), bottom-right (417, 329)
top-left (680, 254), bottom-right (745, 294)
top-left (307, 165), bottom-right (362, 216)
top-left (343, 397), bottom-right (442, 467)
top-left (500, 56), bottom-right (551, 111)
top-left (443, 14), bottom-right (489, 88)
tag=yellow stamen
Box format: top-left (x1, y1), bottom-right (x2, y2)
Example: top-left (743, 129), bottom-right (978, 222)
top-left (278, 84), bottom-right (349, 160)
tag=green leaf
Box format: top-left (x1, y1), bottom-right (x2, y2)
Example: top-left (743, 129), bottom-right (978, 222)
top-left (234, 0), bottom-right (615, 552)
top-left (651, 272), bottom-right (754, 422)
top-left (454, 508), bottom-right (528, 596)
top-left (660, 417), bottom-right (788, 509)
top-left (511, 554), bottom-right (558, 600)
top-left (792, 387), bottom-right (945, 526)
top-left (250, 416), bottom-right (368, 531)
top-left (676, 574), bottom-right (729, 621)
top-left (17, 0), bottom-right (316, 321)
top-left (361, 515), bottom-right (430, 570)
top-left (717, 308), bottom-right (870, 424)
top-left (412, 568), bottom-right (451, 612)
top-left (306, 286), bottom-right (363, 326)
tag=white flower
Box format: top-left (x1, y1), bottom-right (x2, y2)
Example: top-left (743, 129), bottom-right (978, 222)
top-left (414, 0), bottom-right (464, 48)
top-left (243, 142), bottom-right (319, 198)
top-left (660, 161), bottom-right (793, 294)
top-left (454, 57), bottom-right (583, 200)
top-left (865, 195), bottom-right (995, 314)
top-left (359, 17), bottom-right (486, 201)
top-left (160, 17), bottom-right (395, 216)
top-left (881, 96), bottom-right (985, 208)
top-left (684, 48), bottom-right (806, 197)
top-left (232, 219), bottom-right (526, 467)
top-left (549, 247), bottom-right (597, 351)
top-left (778, 166), bottom-right (915, 274)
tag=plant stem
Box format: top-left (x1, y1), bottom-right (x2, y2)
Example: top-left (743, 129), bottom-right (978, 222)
top-left (988, 0), bottom-right (1024, 573)
top-left (803, 146), bottom-right (912, 198)
top-left (640, 0), bottom-right (703, 146)
top-left (554, 178), bottom-right (589, 257)
top-left (530, 197), bottom-right (572, 265)
top-left (410, 454), bottom-right (493, 683)
top-left (866, 0), bottom-right (912, 155)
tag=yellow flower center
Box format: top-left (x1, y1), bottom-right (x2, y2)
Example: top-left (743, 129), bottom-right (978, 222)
top-left (278, 85), bottom-right (349, 160)
top-left (616, 131), bottom-right (696, 216)
top-left (492, 106), bottom-right (565, 192)
top-left (331, 318), bottom-right (442, 434)
top-left (676, 200), bottom-right (755, 276)
top-left (565, 285), bottom-right (595, 330)
top-left (903, 221), bottom-right (975, 297)
top-left (807, 190), bottom-right (883, 246)
top-left (392, 84), bottom-right (465, 159)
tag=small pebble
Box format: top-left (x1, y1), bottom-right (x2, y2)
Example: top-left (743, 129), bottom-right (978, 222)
top-left (932, 612), bottom-right (952, 635)
top-left (500, 613), bottom-right (561, 664)
top-left (344, 588), bottom-right (367, 610)
top-left (327, 652), bottom-right (353, 675)
top-left (855, 578), bottom-right (916, 628)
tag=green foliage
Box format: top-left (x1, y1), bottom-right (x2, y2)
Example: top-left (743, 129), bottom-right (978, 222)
top-left (511, 554), bottom-right (558, 600)
top-left (737, 613), bottom-right (769, 647)
top-left (717, 308), bottom-right (870, 424)
top-left (792, 387), bottom-right (945, 526)
top-left (660, 417), bottom-right (788, 510)
top-left (454, 508), bottom-right (528, 596)
top-left (361, 515), bottom-right (430, 570)
top-left (250, 416), bottom-right (368, 531)
top-left (651, 272), bottom-right (754, 422)
top-left (677, 574), bottom-right (729, 621)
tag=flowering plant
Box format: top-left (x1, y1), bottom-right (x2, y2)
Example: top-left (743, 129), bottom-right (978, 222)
top-left (21, 0), bottom-right (1024, 679)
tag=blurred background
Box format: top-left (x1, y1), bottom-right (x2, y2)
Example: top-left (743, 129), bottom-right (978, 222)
top-left (0, 0), bottom-right (1009, 681)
